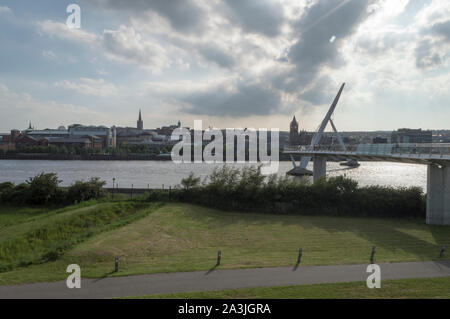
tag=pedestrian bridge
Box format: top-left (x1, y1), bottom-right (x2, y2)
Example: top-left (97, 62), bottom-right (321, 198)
top-left (285, 143), bottom-right (450, 165)
top-left (284, 143), bottom-right (450, 226)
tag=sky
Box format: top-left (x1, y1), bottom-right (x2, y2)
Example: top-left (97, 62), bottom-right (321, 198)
top-left (0, 0), bottom-right (449, 132)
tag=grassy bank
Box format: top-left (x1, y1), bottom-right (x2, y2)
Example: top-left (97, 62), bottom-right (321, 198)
top-left (1, 202), bottom-right (448, 285)
top-left (136, 277), bottom-right (450, 299)
top-left (0, 200), bottom-right (162, 273)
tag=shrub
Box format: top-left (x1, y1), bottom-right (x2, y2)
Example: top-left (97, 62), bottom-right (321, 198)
top-left (25, 173), bottom-right (61, 205)
top-left (66, 178), bottom-right (107, 203)
top-left (0, 183), bottom-right (29, 204)
top-left (170, 166), bottom-right (426, 219)
top-left (181, 172), bottom-right (201, 190)
top-left (0, 173), bottom-right (108, 206)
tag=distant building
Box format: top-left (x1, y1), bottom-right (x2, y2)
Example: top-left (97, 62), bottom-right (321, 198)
top-left (68, 124), bottom-right (114, 149)
top-left (137, 109), bottom-right (144, 131)
top-left (373, 137), bottom-right (388, 144)
top-left (391, 128), bottom-right (432, 144)
top-left (289, 116), bottom-right (313, 146)
top-left (289, 116), bottom-right (299, 145)
top-left (48, 136), bottom-right (102, 150)
top-left (0, 130), bottom-right (20, 152)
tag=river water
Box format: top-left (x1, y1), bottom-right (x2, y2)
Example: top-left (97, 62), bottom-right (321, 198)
top-left (0, 160), bottom-right (427, 190)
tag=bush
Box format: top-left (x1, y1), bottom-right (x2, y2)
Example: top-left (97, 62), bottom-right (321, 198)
top-left (0, 173), bottom-right (108, 206)
top-left (166, 166), bottom-right (426, 219)
top-left (25, 173), bottom-right (61, 205)
top-left (181, 172), bottom-right (201, 190)
top-left (66, 178), bottom-right (107, 203)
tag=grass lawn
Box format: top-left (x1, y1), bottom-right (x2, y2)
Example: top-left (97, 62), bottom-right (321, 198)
top-left (136, 277), bottom-right (450, 299)
top-left (0, 200), bottom-right (162, 283)
top-left (0, 205), bottom-right (52, 228)
top-left (1, 202), bottom-right (448, 285)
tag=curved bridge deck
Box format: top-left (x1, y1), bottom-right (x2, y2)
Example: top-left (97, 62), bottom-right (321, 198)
top-left (284, 143), bottom-right (450, 226)
top-left (284, 143), bottom-right (450, 166)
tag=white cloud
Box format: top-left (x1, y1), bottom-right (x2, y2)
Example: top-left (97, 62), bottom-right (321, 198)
top-left (102, 25), bottom-right (170, 70)
top-left (42, 50), bottom-right (56, 59)
top-left (38, 20), bottom-right (99, 46)
top-left (54, 78), bottom-right (119, 97)
top-left (0, 83), bottom-right (109, 131)
top-left (0, 6), bottom-right (12, 15)
top-left (38, 21), bottom-right (170, 71)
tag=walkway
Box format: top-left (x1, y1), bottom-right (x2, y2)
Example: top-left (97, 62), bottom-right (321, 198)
top-left (0, 261), bottom-right (449, 299)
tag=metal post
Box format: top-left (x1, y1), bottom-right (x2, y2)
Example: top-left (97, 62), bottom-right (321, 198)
top-left (114, 256), bottom-right (119, 272)
top-left (439, 245), bottom-right (446, 258)
top-left (370, 246), bottom-right (376, 264)
top-left (297, 248), bottom-right (303, 264)
top-left (217, 250), bottom-right (221, 266)
top-left (112, 178), bottom-right (115, 200)
top-left (131, 184), bottom-right (133, 200)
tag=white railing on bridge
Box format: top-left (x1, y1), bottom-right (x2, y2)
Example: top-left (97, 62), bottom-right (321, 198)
top-left (284, 143), bottom-right (450, 157)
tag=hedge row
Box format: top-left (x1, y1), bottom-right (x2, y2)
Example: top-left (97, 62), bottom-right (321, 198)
top-left (146, 166), bottom-right (426, 219)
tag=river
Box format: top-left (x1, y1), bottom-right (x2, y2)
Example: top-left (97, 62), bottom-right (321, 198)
top-left (0, 160), bottom-right (427, 190)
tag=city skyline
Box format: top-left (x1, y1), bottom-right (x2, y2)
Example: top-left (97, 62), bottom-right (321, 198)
top-left (1, 1), bottom-right (450, 132)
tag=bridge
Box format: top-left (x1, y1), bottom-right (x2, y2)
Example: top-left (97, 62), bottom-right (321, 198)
top-left (284, 82), bottom-right (449, 226)
top-left (284, 143), bottom-right (450, 226)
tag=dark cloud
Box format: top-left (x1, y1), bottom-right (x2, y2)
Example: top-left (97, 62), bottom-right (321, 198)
top-left (182, 82), bottom-right (287, 117)
top-left (415, 39), bottom-right (443, 68)
top-left (299, 76), bottom-right (334, 105)
top-left (415, 19), bottom-right (450, 69)
top-left (430, 20), bottom-right (450, 40)
top-left (197, 44), bottom-right (235, 69)
top-left (223, 0), bottom-right (285, 37)
top-left (287, 0), bottom-right (373, 87)
top-left (91, 0), bottom-right (205, 34)
top-left (263, 0), bottom-right (374, 108)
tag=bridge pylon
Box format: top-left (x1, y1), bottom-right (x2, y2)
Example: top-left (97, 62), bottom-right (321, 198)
top-left (427, 164), bottom-right (450, 225)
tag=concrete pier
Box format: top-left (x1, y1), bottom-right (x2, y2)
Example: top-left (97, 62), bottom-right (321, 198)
top-left (313, 156), bottom-right (327, 182)
top-left (426, 164), bottom-right (450, 225)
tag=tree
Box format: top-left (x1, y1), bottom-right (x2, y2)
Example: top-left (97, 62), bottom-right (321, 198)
top-left (59, 146), bottom-right (68, 154)
top-left (181, 172), bottom-right (201, 190)
top-left (26, 172), bottom-right (61, 204)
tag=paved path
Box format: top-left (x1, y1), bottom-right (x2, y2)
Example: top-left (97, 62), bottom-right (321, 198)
top-left (0, 261), bottom-right (449, 299)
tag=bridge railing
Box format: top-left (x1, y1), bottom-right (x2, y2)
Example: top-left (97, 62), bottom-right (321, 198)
top-left (284, 143), bottom-right (450, 157)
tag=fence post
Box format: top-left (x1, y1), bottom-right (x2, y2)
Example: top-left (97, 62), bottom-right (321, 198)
top-left (370, 246), bottom-right (376, 264)
top-left (297, 248), bottom-right (303, 264)
top-left (439, 245), bottom-right (446, 258)
top-left (217, 250), bottom-right (221, 266)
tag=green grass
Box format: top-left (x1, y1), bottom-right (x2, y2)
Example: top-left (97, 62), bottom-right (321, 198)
top-left (1, 202), bottom-right (448, 286)
top-left (0, 205), bottom-right (52, 228)
top-left (136, 277), bottom-right (450, 299)
top-left (0, 200), bottom-right (162, 275)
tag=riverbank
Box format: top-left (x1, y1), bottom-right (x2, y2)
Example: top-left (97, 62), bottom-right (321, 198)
top-left (0, 202), bottom-right (448, 286)
top-left (0, 153), bottom-right (295, 161)
top-left (0, 153), bottom-right (172, 161)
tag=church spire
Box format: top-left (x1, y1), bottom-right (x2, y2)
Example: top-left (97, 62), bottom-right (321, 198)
top-left (137, 109), bottom-right (143, 130)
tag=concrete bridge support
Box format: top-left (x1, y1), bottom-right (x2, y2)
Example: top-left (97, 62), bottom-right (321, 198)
top-left (427, 164), bottom-right (450, 225)
top-left (313, 156), bottom-right (327, 183)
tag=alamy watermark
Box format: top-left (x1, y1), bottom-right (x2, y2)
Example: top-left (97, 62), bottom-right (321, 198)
top-left (170, 120), bottom-right (279, 175)
top-left (66, 4), bottom-right (81, 29)
top-left (366, 264), bottom-right (381, 289)
top-left (66, 264), bottom-right (81, 289)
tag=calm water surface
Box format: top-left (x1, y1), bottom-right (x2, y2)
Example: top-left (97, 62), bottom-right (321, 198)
top-left (0, 160), bottom-right (427, 190)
